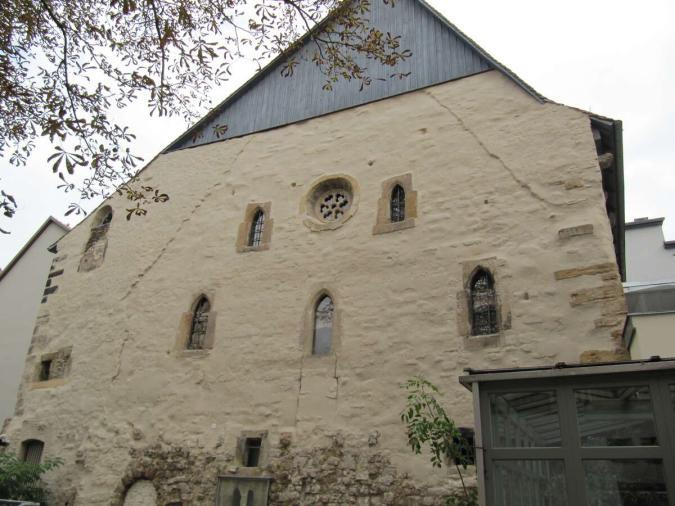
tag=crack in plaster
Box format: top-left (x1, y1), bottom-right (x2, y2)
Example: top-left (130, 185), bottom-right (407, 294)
top-left (121, 138), bottom-right (252, 301)
top-left (424, 90), bottom-right (563, 208)
top-left (112, 332), bottom-right (130, 381)
top-left (294, 354), bottom-right (304, 427)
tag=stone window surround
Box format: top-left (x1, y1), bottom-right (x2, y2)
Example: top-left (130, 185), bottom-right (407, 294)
top-left (31, 347), bottom-right (72, 389)
top-left (174, 292), bottom-right (217, 354)
top-left (235, 430), bottom-right (269, 472)
top-left (456, 258), bottom-right (511, 349)
top-left (373, 173), bottom-right (417, 235)
top-left (79, 205), bottom-right (114, 272)
top-left (301, 174), bottom-right (360, 232)
top-left (301, 285), bottom-right (343, 358)
top-left (236, 202), bottom-right (273, 252)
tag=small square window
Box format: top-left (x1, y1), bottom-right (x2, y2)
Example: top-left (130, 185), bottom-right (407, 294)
top-left (39, 360), bottom-right (52, 381)
top-left (244, 438), bottom-right (262, 467)
top-left (453, 427), bottom-right (476, 466)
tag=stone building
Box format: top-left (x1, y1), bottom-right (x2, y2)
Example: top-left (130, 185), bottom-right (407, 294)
top-left (2, 1), bottom-right (627, 504)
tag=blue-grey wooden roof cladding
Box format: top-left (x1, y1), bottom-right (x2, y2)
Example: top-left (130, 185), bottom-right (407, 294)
top-left (166, 0), bottom-right (542, 152)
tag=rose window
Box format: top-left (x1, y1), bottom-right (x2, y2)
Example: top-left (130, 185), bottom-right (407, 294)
top-left (318, 191), bottom-right (351, 222)
top-left (304, 175), bottom-right (358, 230)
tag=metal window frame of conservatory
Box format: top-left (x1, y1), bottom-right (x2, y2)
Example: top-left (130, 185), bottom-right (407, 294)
top-left (460, 359), bottom-right (675, 506)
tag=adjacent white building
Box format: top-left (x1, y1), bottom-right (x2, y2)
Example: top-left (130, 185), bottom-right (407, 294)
top-left (0, 217), bottom-right (68, 426)
top-left (623, 217), bottom-right (675, 359)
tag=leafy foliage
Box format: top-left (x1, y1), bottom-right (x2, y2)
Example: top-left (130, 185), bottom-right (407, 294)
top-left (401, 376), bottom-right (478, 506)
top-left (0, 0), bottom-right (411, 226)
top-left (0, 452), bottom-right (63, 503)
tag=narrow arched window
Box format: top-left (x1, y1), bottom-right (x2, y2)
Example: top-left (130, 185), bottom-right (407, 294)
top-left (231, 488), bottom-right (241, 506)
top-left (390, 184), bottom-right (405, 223)
top-left (470, 269), bottom-right (498, 336)
top-left (85, 206), bottom-right (113, 252)
top-left (188, 296), bottom-right (211, 350)
top-left (246, 490), bottom-right (254, 506)
top-left (313, 295), bottom-right (334, 355)
top-left (21, 439), bottom-right (44, 465)
top-left (100, 208), bottom-right (113, 226)
top-left (248, 209), bottom-right (265, 247)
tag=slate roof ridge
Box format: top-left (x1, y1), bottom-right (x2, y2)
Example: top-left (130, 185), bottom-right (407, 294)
top-left (416, 0), bottom-right (546, 103)
top-left (163, 0), bottom-right (548, 153)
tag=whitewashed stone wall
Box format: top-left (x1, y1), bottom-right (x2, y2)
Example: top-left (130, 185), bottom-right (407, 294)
top-left (4, 70), bottom-right (625, 505)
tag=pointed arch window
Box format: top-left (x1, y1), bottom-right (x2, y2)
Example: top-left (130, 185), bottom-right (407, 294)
top-left (188, 296), bottom-right (211, 350)
top-left (248, 209), bottom-right (265, 248)
top-left (470, 269), bottom-right (498, 336)
top-left (231, 488), bottom-right (241, 506)
top-left (390, 184), bottom-right (405, 223)
top-left (246, 490), bottom-right (254, 506)
top-left (313, 295), bottom-right (334, 355)
top-left (80, 205), bottom-right (113, 271)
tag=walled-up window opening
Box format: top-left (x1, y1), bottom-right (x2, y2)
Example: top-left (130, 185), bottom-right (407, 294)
top-left (80, 205), bottom-right (114, 272)
top-left (313, 295), bottom-right (334, 355)
top-left (231, 488), bottom-right (241, 506)
top-left (470, 269), bottom-right (498, 335)
top-left (39, 359), bottom-right (52, 381)
top-left (188, 296), bottom-right (210, 350)
top-left (390, 184), bottom-right (406, 223)
top-left (244, 438), bottom-right (262, 467)
top-left (246, 491), bottom-right (254, 506)
top-left (85, 206), bottom-right (113, 252)
top-left (21, 439), bottom-right (44, 465)
top-left (248, 209), bottom-right (265, 248)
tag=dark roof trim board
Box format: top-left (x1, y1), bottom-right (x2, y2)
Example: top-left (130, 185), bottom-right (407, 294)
top-left (460, 357), bottom-right (675, 388)
top-left (0, 217), bottom-right (69, 283)
top-left (164, 0), bottom-right (546, 153)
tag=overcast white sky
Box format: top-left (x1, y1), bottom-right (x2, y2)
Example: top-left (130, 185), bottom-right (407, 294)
top-left (1, 0), bottom-right (674, 268)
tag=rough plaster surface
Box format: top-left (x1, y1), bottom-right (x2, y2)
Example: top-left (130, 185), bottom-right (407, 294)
top-left (4, 70), bottom-right (626, 504)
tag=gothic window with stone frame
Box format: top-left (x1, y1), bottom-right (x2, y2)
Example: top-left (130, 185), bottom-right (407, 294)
top-left (470, 268), bottom-right (498, 336)
top-left (79, 205), bottom-right (113, 271)
top-left (248, 209), bottom-right (265, 248)
top-left (85, 206), bottom-right (113, 252)
top-left (313, 295), bottom-right (334, 355)
top-left (188, 296), bottom-right (211, 350)
top-left (390, 184), bottom-right (406, 223)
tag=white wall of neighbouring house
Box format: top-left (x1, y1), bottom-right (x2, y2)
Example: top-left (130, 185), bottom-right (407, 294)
top-left (0, 220), bottom-right (67, 427)
top-left (625, 220), bottom-right (675, 286)
top-left (629, 313), bottom-right (675, 360)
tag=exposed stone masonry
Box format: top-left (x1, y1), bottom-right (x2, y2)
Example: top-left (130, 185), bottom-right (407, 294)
top-left (112, 434), bottom-right (458, 506)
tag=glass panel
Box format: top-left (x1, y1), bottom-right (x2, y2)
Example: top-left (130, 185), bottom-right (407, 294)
top-left (575, 386), bottom-right (657, 446)
top-left (489, 391), bottom-right (561, 447)
top-left (584, 459), bottom-right (668, 506)
top-left (493, 460), bottom-right (567, 506)
top-left (312, 296), bottom-right (333, 355)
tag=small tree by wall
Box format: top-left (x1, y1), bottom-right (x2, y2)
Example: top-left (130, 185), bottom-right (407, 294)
top-left (401, 377), bottom-right (478, 506)
top-left (0, 452), bottom-right (62, 504)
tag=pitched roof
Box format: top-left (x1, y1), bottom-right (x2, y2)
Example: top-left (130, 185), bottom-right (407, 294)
top-left (166, 0), bottom-right (546, 152)
top-left (0, 217), bottom-right (69, 283)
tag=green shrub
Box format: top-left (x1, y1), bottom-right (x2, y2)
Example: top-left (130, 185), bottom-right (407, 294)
top-left (0, 452), bottom-right (62, 503)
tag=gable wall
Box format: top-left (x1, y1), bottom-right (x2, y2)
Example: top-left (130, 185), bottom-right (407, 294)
top-left (171, 0), bottom-right (491, 150)
top-left (4, 70), bottom-right (626, 505)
